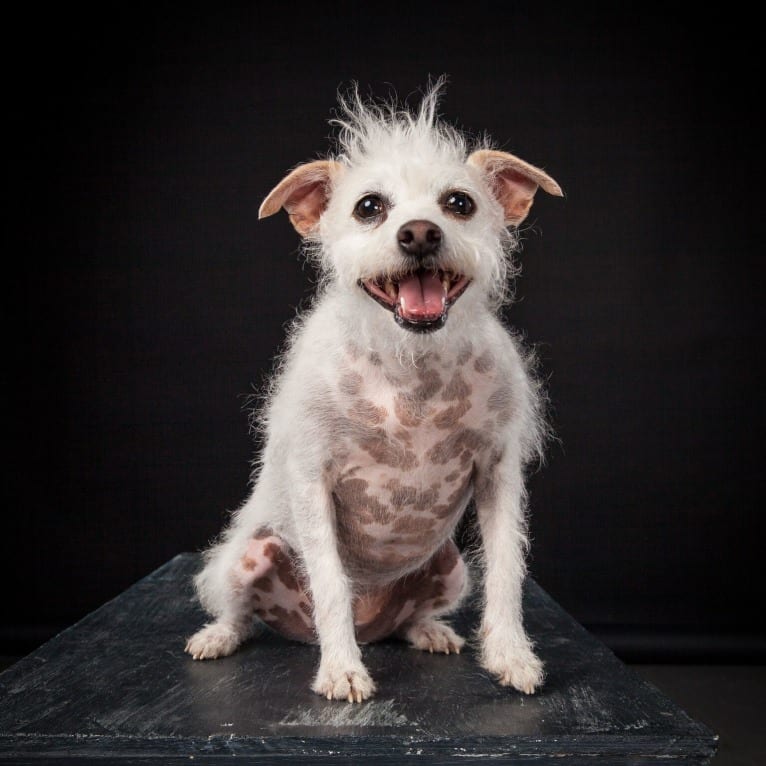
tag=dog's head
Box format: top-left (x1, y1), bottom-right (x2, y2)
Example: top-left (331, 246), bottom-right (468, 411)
top-left (259, 81), bottom-right (562, 335)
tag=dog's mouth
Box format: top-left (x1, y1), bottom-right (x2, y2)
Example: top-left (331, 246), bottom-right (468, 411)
top-left (360, 268), bottom-right (471, 333)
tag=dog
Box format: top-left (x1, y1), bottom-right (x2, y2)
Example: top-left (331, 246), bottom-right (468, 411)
top-left (185, 80), bottom-right (562, 703)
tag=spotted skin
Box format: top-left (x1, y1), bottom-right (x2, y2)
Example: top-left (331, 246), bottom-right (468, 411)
top-left (233, 346), bottom-right (508, 647)
top-left (232, 533), bottom-right (314, 642)
top-left (236, 533), bottom-right (466, 645)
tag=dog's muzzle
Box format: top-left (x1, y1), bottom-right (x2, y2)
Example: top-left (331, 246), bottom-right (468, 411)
top-left (359, 220), bottom-right (471, 332)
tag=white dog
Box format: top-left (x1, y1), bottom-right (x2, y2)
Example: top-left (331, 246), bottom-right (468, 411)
top-left (185, 81), bottom-right (562, 703)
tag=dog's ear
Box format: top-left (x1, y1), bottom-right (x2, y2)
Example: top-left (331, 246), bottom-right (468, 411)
top-left (258, 160), bottom-right (342, 236)
top-left (467, 149), bottom-right (563, 226)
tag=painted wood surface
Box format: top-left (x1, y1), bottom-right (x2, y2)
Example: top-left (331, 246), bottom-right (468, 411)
top-left (0, 553), bottom-right (717, 764)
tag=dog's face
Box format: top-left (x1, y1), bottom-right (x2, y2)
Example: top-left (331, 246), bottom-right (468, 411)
top-left (320, 151), bottom-right (508, 334)
top-left (259, 104), bottom-right (561, 336)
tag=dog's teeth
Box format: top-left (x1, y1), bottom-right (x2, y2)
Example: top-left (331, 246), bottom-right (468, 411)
top-left (384, 279), bottom-right (397, 300)
top-left (442, 275), bottom-right (451, 292)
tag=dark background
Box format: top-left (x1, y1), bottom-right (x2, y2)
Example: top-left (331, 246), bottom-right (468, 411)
top-left (4, 5), bottom-right (763, 661)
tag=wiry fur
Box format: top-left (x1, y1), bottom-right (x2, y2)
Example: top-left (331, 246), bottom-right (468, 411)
top-left (186, 80), bottom-right (562, 702)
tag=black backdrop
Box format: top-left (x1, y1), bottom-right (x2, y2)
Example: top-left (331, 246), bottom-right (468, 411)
top-left (5, 5), bottom-right (763, 660)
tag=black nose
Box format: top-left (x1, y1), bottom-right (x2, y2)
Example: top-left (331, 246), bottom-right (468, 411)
top-left (397, 220), bottom-right (443, 257)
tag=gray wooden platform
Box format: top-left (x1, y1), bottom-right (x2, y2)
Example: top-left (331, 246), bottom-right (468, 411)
top-left (0, 553), bottom-right (717, 764)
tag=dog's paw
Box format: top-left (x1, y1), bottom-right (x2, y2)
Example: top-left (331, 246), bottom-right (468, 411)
top-left (481, 639), bottom-right (544, 694)
top-left (404, 618), bottom-right (465, 655)
top-left (312, 661), bottom-right (376, 703)
top-left (185, 622), bottom-right (243, 660)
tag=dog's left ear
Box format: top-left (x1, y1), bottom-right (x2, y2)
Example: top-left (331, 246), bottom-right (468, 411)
top-left (467, 149), bottom-right (563, 226)
top-left (258, 160), bottom-right (342, 236)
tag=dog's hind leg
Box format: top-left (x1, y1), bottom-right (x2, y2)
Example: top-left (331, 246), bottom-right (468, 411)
top-left (185, 529), bottom-right (317, 659)
top-left (354, 540), bottom-right (469, 654)
top-left (184, 535), bottom-right (259, 660)
top-left (398, 540), bottom-right (469, 655)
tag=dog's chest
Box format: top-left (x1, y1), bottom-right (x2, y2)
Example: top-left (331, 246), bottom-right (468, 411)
top-left (329, 343), bottom-right (514, 581)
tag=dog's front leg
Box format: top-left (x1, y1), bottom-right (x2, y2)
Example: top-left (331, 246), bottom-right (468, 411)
top-left (475, 445), bottom-right (544, 694)
top-left (293, 481), bottom-right (376, 703)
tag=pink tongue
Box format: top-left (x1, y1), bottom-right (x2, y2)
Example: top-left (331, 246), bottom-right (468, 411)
top-left (397, 271), bottom-right (445, 320)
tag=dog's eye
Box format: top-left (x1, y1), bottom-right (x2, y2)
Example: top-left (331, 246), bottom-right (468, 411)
top-left (354, 194), bottom-right (386, 221)
top-left (442, 191), bottom-right (475, 218)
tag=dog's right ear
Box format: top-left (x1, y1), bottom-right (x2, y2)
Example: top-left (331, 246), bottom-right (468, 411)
top-left (258, 160), bottom-right (342, 237)
top-left (467, 149), bottom-right (563, 226)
